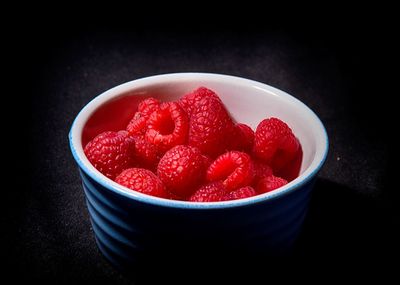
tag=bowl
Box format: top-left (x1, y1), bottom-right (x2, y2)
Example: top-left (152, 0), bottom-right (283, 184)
top-left (69, 73), bottom-right (328, 269)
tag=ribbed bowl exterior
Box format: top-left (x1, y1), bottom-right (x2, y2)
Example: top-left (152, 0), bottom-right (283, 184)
top-left (79, 168), bottom-right (314, 268)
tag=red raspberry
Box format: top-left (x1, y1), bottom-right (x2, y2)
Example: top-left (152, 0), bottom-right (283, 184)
top-left (126, 98), bottom-right (160, 136)
top-left (115, 168), bottom-right (168, 198)
top-left (132, 136), bottom-right (159, 170)
top-left (253, 118), bottom-right (299, 166)
top-left (84, 131), bottom-right (134, 180)
top-left (179, 87), bottom-right (221, 116)
top-left (253, 160), bottom-right (273, 184)
top-left (222, 186), bottom-right (256, 201)
top-left (126, 113), bottom-right (147, 136)
top-left (157, 145), bottom-right (205, 198)
top-left (256, 175), bottom-right (288, 194)
top-left (274, 146), bottom-right (303, 182)
top-left (270, 136), bottom-right (301, 173)
top-left (230, 123), bottom-right (255, 152)
top-left (189, 181), bottom-right (227, 202)
top-left (145, 102), bottom-right (189, 153)
top-left (206, 151), bottom-right (254, 191)
top-left (188, 96), bottom-right (235, 157)
top-left (138, 97), bottom-right (160, 117)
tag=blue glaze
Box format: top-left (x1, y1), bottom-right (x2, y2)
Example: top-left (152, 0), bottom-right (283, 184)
top-left (77, 169), bottom-right (317, 267)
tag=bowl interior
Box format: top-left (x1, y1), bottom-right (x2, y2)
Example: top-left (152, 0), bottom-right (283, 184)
top-left (71, 73), bottom-right (328, 207)
top-left (82, 77), bottom-right (319, 174)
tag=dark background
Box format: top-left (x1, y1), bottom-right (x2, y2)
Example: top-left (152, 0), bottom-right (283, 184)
top-left (4, 11), bottom-right (398, 283)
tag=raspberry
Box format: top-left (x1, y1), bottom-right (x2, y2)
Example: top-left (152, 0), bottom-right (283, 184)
top-left (230, 123), bottom-right (254, 152)
top-left (222, 186), bottom-right (256, 201)
top-left (127, 113), bottom-right (147, 136)
top-left (188, 96), bottom-right (235, 157)
top-left (206, 151), bottom-right (254, 191)
top-left (157, 145), bottom-right (205, 198)
top-left (126, 98), bottom-right (160, 136)
top-left (84, 131), bottom-right (134, 180)
top-left (253, 118), bottom-right (299, 166)
top-left (115, 168), bottom-right (168, 198)
top-left (138, 97), bottom-right (160, 117)
top-left (256, 175), bottom-right (288, 194)
top-left (274, 146), bottom-right (303, 182)
top-left (253, 160), bottom-right (273, 184)
top-left (189, 181), bottom-right (227, 202)
top-left (132, 136), bottom-right (159, 170)
top-left (179, 87), bottom-right (221, 116)
top-left (270, 136), bottom-right (301, 173)
top-left (145, 102), bottom-right (189, 153)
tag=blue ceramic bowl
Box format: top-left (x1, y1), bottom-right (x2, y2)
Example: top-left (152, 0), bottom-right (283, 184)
top-left (69, 73), bottom-right (328, 268)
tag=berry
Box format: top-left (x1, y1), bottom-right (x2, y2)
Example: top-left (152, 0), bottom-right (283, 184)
top-left (145, 102), bottom-right (189, 153)
top-left (132, 136), bottom-right (159, 170)
top-left (127, 113), bottom-right (147, 136)
top-left (230, 123), bottom-right (254, 152)
top-left (256, 175), bottom-right (288, 194)
top-left (126, 98), bottom-right (160, 136)
top-left (84, 131), bottom-right (134, 180)
top-left (270, 136), bottom-right (300, 173)
top-left (188, 96), bottom-right (235, 157)
top-left (138, 97), bottom-right (160, 117)
top-left (115, 168), bottom-right (168, 198)
top-left (157, 145), bottom-right (205, 198)
top-left (222, 186), bottom-right (256, 201)
top-left (253, 117), bottom-right (299, 166)
top-left (206, 151), bottom-right (254, 191)
top-left (189, 181), bottom-right (227, 202)
top-left (253, 160), bottom-right (273, 184)
top-left (179, 87), bottom-right (221, 116)
top-left (274, 146), bottom-right (303, 182)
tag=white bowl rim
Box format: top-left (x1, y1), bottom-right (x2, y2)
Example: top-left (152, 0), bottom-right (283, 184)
top-left (69, 72), bottom-right (329, 209)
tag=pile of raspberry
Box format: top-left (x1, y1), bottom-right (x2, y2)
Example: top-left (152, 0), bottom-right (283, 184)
top-left (84, 87), bottom-right (301, 202)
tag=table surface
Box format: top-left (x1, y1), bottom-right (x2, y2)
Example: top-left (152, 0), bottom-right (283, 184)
top-left (5, 25), bottom-right (397, 283)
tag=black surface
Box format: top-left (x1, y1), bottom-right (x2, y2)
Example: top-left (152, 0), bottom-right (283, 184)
top-left (5, 19), bottom-right (398, 283)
